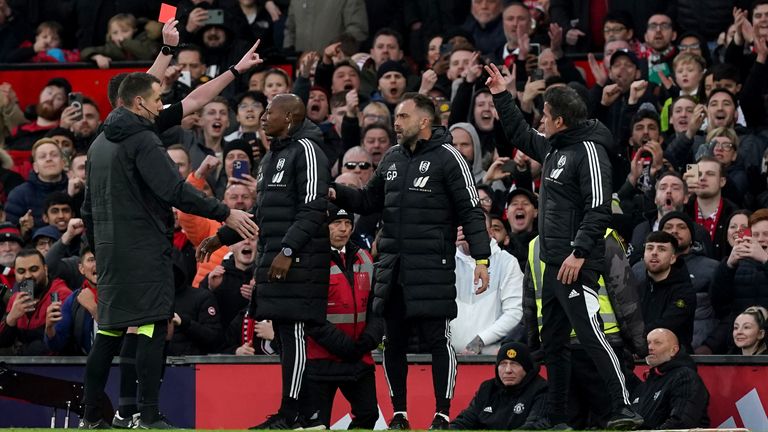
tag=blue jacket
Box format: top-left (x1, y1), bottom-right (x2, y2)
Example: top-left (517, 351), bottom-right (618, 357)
top-left (5, 171), bottom-right (68, 227)
top-left (44, 287), bottom-right (94, 354)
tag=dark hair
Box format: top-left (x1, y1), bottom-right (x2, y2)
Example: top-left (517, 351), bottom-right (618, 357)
top-left (488, 212), bottom-right (511, 234)
top-left (655, 171), bottom-right (689, 195)
top-left (631, 108), bottom-right (660, 129)
top-left (709, 63), bottom-right (740, 83)
top-left (37, 21), bottom-right (62, 35)
top-left (603, 10), bottom-right (634, 29)
top-left (753, 0), bottom-right (768, 13)
top-left (544, 76), bottom-right (568, 88)
top-left (361, 122), bottom-right (392, 143)
top-left (82, 97), bottom-right (99, 113)
top-left (543, 86), bottom-right (588, 127)
top-left (670, 95), bottom-right (697, 113)
top-left (117, 73), bottom-right (160, 107)
top-left (235, 90), bottom-right (268, 109)
top-left (15, 248), bottom-right (46, 267)
top-left (80, 244), bottom-right (93, 260)
top-left (373, 27), bottom-right (403, 50)
top-left (707, 87), bottom-right (736, 105)
top-left (401, 92), bottom-right (436, 118)
top-left (730, 209), bottom-right (753, 225)
top-left (696, 155), bottom-right (725, 177)
top-left (107, 72), bottom-right (130, 108)
top-left (176, 44), bottom-right (205, 64)
top-left (44, 191), bottom-right (73, 214)
top-left (645, 230), bottom-right (679, 250)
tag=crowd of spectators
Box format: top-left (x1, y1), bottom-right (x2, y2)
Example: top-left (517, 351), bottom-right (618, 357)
top-left (0, 0), bottom-right (768, 426)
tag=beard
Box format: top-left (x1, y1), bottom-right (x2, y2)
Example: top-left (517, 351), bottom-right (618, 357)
top-left (37, 101), bottom-right (63, 121)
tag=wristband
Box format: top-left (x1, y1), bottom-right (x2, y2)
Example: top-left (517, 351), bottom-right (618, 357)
top-left (229, 65), bottom-right (242, 79)
top-left (475, 259), bottom-right (490, 266)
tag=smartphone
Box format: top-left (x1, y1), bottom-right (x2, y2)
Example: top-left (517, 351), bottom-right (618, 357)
top-left (531, 68), bottom-right (544, 81)
top-left (529, 43), bottom-right (541, 57)
top-left (501, 160), bottom-right (517, 173)
top-left (686, 163), bottom-right (699, 178)
top-left (233, 159), bottom-right (250, 179)
top-left (51, 292), bottom-right (59, 303)
top-left (205, 9), bottom-right (224, 25)
top-left (19, 279), bottom-right (34, 297)
top-left (439, 42), bottom-right (454, 57)
top-left (68, 92), bottom-right (83, 122)
top-left (740, 228), bottom-right (752, 239)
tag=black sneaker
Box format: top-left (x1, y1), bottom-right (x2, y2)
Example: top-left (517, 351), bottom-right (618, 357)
top-left (387, 413), bottom-right (410, 430)
top-left (78, 419), bottom-right (112, 429)
top-left (297, 412), bottom-right (326, 430)
top-left (429, 413), bottom-right (450, 430)
top-left (249, 413), bottom-right (300, 430)
top-left (136, 417), bottom-right (175, 430)
top-left (111, 411), bottom-right (140, 429)
top-left (606, 407), bottom-right (644, 430)
top-left (521, 417), bottom-right (572, 430)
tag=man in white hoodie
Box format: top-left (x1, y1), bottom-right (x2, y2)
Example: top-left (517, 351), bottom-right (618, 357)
top-left (451, 214), bottom-right (524, 354)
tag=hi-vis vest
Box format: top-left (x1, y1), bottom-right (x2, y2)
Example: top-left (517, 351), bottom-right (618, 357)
top-left (528, 229), bottom-right (623, 337)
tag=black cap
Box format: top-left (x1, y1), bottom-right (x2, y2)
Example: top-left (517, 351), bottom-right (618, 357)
top-left (496, 341), bottom-right (534, 373)
top-left (0, 222), bottom-right (23, 245)
top-left (506, 188), bottom-right (538, 209)
top-left (223, 139), bottom-right (255, 170)
top-left (610, 49), bottom-right (640, 69)
top-left (658, 211), bottom-right (696, 239)
top-left (328, 204), bottom-right (354, 224)
top-left (46, 77), bottom-right (72, 95)
top-left (377, 60), bottom-right (408, 81)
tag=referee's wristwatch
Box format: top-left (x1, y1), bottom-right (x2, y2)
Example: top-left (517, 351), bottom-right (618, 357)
top-left (160, 44), bottom-right (178, 56)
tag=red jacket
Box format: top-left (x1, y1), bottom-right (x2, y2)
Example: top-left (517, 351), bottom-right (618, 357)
top-left (0, 278), bottom-right (72, 354)
top-left (307, 245), bottom-right (376, 367)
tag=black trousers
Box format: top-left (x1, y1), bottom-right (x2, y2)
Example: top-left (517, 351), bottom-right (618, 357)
top-left (383, 283), bottom-right (456, 414)
top-left (82, 321), bottom-right (167, 423)
top-left (540, 266), bottom-right (630, 423)
top-left (272, 320), bottom-right (307, 417)
top-left (301, 369), bottom-right (379, 429)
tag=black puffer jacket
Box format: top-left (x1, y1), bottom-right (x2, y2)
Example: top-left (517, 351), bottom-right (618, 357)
top-left (494, 91), bottom-right (613, 270)
top-left (449, 363), bottom-right (548, 430)
top-left (169, 265), bottom-right (223, 356)
top-left (219, 119), bottom-right (330, 323)
top-left (631, 353), bottom-right (710, 429)
top-left (334, 126), bottom-right (490, 319)
top-left (83, 107), bottom-right (230, 329)
top-left (673, 0), bottom-right (740, 41)
top-left (199, 255), bottom-right (253, 330)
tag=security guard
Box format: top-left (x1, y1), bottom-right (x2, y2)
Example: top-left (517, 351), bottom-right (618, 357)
top-left (523, 229), bottom-right (646, 428)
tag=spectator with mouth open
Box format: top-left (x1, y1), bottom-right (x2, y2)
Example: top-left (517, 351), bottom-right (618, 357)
top-left (374, 60), bottom-right (408, 114)
top-left (360, 122), bottom-right (392, 168)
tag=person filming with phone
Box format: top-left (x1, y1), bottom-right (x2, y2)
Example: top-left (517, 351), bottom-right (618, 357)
top-left (0, 249), bottom-right (71, 355)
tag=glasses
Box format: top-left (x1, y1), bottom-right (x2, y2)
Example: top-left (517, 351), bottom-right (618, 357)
top-left (713, 141), bottom-right (736, 151)
top-left (678, 43), bottom-right (700, 51)
top-left (344, 161), bottom-right (372, 170)
top-left (479, 197), bottom-right (493, 204)
top-left (603, 25), bottom-right (626, 34)
top-left (238, 103), bottom-right (263, 110)
top-left (647, 22), bottom-right (673, 31)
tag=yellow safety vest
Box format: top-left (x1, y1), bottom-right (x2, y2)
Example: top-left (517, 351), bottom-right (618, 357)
top-left (528, 229), bottom-right (623, 337)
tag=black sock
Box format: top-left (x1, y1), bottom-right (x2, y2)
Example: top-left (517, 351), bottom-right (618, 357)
top-left (136, 321), bottom-right (168, 424)
top-left (279, 396), bottom-right (299, 419)
top-left (83, 332), bottom-right (124, 422)
top-left (118, 333), bottom-right (138, 416)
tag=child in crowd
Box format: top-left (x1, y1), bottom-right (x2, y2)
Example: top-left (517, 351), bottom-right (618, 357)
top-left (81, 14), bottom-right (160, 69)
top-left (7, 21), bottom-right (80, 63)
top-left (261, 68), bottom-right (291, 102)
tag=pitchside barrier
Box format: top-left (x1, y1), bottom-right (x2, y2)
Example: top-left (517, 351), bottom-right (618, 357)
top-left (1, 354), bottom-right (767, 429)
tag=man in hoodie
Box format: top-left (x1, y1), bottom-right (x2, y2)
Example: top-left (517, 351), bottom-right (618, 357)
top-left (633, 212), bottom-right (718, 353)
top-left (631, 328), bottom-right (709, 429)
top-left (199, 93), bottom-right (330, 429)
top-left (638, 231), bottom-right (696, 353)
top-left (449, 122), bottom-right (487, 185)
top-left (486, 63), bottom-right (643, 429)
top-left (450, 216), bottom-right (523, 355)
top-left (449, 341), bottom-right (548, 430)
top-left (80, 72), bottom-right (257, 429)
top-left (200, 236), bottom-right (256, 330)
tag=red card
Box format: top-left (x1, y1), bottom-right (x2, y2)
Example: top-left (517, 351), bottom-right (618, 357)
top-left (158, 3), bottom-right (177, 23)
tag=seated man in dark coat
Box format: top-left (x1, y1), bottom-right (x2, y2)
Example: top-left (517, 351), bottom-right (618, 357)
top-left (449, 341), bottom-right (547, 430)
top-left (631, 328), bottom-right (709, 429)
